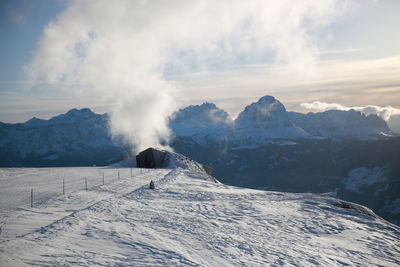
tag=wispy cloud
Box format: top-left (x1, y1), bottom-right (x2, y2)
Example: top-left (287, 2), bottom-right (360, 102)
top-left (300, 101), bottom-right (400, 120)
top-left (0, 80), bottom-right (77, 85)
top-left (319, 48), bottom-right (363, 55)
top-left (173, 56), bottom-right (400, 117)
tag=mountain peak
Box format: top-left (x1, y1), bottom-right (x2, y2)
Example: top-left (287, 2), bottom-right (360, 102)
top-left (169, 102), bottom-right (232, 138)
top-left (40, 108), bottom-right (106, 126)
top-left (24, 117), bottom-right (47, 127)
top-left (257, 95), bottom-right (277, 104)
top-left (199, 102), bottom-right (217, 109)
top-left (65, 108), bottom-right (95, 117)
top-left (26, 117), bottom-right (42, 123)
top-left (170, 102), bottom-right (231, 124)
top-left (235, 95), bottom-right (291, 129)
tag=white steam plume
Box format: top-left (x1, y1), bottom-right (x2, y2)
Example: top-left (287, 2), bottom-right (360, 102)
top-left (301, 101), bottom-right (400, 132)
top-left (27, 0), bottom-right (346, 152)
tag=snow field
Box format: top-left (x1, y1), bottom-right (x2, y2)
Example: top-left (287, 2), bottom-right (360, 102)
top-left (0, 167), bottom-right (170, 239)
top-left (0, 167), bottom-right (152, 210)
top-left (1, 166), bottom-right (399, 266)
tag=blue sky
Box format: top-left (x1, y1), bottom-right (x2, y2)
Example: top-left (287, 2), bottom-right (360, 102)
top-left (0, 0), bottom-right (66, 81)
top-left (1, 0), bottom-right (399, 124)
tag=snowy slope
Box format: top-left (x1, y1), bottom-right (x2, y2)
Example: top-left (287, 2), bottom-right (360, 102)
top-left (1, 154), bottom-right (399, 266)
top-left (0, 167), bottom-right (170, 239)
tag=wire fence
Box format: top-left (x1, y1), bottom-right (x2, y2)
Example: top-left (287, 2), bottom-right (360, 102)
top-left (0, 167), bottom-right (152, 211)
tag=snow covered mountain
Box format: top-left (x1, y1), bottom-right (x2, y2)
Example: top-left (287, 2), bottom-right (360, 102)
top-left (0, 96), bottom-right (394, 167)
top-left (232, 95), bottom-right (309, 142)
top-left (1, 153), bottom-right (399, 266)
top-left (289, 109), bottom-right (392, 139)
top-left (169, 102), bottom-right (233, 141)
top-left (170, 95), bottom-right (392, 143)
top-left (0, 108), bottom-right (128, 166)
top-left (170, 96), bottom-right (309, 143)
top-left (236, 96), bottom-right (291, 128)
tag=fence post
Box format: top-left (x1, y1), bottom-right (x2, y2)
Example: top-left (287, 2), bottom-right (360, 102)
top-left (85, 177), bottom-right (88, 192)
top-left (118, 171), bottom-right (120, 180)
top-left (103, 173), bottom-right (105, 185)
top-left (131, 168), bottom-right (132, 178)
top-left (63, 178), bottom-right (65, 195)
top-left (31, 189), bottom-right (33, 208)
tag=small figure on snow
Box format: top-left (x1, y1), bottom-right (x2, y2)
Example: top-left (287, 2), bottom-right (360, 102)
top-left (149, 180), bottom-right (155, 190)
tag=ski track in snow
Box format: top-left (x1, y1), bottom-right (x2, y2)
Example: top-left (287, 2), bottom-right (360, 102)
top-left (0, 167), bottom-right (399, 266)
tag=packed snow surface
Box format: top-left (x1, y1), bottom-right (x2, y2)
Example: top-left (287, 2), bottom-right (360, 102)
top-left (0, 162), bottom-right (399, 266)
top-left (0, 167), bottom-right (170, 239)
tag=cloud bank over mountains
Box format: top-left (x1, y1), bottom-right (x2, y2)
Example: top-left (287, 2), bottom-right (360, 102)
top-left (301, 101), bottom-right (400, 133)
top-left (26, 0), bottom-right (348, 152)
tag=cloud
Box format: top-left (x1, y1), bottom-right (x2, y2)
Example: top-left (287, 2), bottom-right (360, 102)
top-left (301, 101), bottom-right (400, 132)
top-left (300, 101), bottom-right (400, 120)
top-left (301, 101), bottom-right (347, 111)
top-left (172, 56), bottom-right (400, 118)
top-left (26, 0), bottom-right (348, 152)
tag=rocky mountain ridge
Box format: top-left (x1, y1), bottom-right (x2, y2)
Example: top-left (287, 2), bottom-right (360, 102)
top-left (0, 95), bottom-right (394, 167)
top-left (169, 95), bottom-right (392, 142)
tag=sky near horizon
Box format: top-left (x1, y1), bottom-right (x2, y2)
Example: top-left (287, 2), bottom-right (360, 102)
top-left (0, 0), bottom-right (399, 126)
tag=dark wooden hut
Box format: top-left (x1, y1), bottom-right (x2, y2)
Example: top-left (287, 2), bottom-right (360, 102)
top-left (136, 147), bottom-right (166, 168)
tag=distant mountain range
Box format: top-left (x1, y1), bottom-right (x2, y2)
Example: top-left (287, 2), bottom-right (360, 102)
top-left (0, 95), bottom-right (395, 166)
top-left (0, 108), bottom-right (128, 167)
top-left (0, 95), bottom-right (394, 167)
top-left (1, 96), bottom-right (399, 225)
top-left (169, 95), bottom-right (393, 144)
